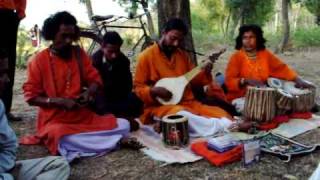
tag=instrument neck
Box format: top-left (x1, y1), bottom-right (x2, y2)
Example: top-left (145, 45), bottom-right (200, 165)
top-left (184, 60), bottom-right (212, 81)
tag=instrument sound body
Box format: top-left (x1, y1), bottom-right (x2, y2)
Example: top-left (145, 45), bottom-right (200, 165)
top-left (244, 87), bottom-right (277, 123)
top-left (162, 114), bottom-right (189, 149)
top-left (155, 48), bottom-right (226, 105)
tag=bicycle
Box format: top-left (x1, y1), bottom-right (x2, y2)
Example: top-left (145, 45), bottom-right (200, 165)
top-left (78, 12), bottom-right (154, 57)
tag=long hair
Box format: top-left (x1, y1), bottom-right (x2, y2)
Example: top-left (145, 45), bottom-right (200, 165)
top-left (235, 24), bottom-right (266, 50)
top-left (42, 11), bottom-right (80, 41)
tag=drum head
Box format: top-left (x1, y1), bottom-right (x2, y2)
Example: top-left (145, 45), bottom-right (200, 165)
top-left (162, 114), bottom-right (187, 123)
top-left (277, 89), bottom-right (293, 98)
top-left (268, 78), bottom-right (283, 89)
top-left (283, 81), bottom-right (310, 95)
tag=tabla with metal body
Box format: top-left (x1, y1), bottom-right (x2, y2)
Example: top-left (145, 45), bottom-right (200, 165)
top-left (283, 81), bottom-right (316, 113)
top-left (162, 114), bottom-right (189, 149)
top-left (275, 88), bottom-right (294, 115)
top-left (292, 89), bottom-right (316, 113)
top-left (244, 87), bottom-right (277, 123)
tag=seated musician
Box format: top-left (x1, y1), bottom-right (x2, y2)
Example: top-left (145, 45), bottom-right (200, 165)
top-left (91, 31), bottom-right (143, 131)
top-left (225, 24), bottom-right (313, 103)
top-left (21, 11), bottom-right (142, 162)
top-left (134, 18), bottom-right (250, 136)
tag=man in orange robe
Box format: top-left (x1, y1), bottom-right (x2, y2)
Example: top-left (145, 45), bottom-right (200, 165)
top-left (21, 12), bottom-right (133, 156)
top-left (134, 18), bottom-right (241, 137)
top-left (225, 24), bottom-right (312, 102)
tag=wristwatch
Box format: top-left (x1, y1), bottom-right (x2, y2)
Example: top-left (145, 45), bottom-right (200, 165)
top-left (240, 78), bottom-right (245, 86)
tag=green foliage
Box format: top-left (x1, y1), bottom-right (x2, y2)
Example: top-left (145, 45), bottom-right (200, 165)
top-left (113, 0), bottom-right (155, 15)
top-left (199, 0), bottom-right (227, 21)
top-left (304, 0), bottom-right (320, 25)
top-left (225, 0), bottom-right (276, 26)
top-left (191, 0), bottom-right (227, 36)
top-left (292, 27), bottom-right (320, 47)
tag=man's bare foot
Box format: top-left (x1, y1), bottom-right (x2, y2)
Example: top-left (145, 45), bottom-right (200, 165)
top-left (120, 137), bottom-right (144, 150)
top-left (229, 121), bottom-right (254, 132)
top-left (127, 117), bottom-right (140, 132)
top-left (153, 122), bottom-right (161, 133)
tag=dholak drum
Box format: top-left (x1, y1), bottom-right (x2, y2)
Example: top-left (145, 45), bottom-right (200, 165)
top-left (276, 89), bottom-right (293, 115)
top-left (244, 87), bottom-right (276, 123)
top-left (162, 114), bottom-right (189, 149)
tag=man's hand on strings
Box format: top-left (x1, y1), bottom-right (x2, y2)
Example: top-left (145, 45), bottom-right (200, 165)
top-left (150, 87), bottom-right (172, 101)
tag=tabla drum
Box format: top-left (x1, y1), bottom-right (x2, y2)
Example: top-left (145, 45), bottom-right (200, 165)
top-left (244, 87), bottom-right (276, 123)
top-left (283, 81), bottom-right (316, 113)
top-left (162, 114), bottom-right (189, 149)
top-left (292, 89), bottom-right (316, 113)
top-left (275, 88), bottom-right (293, 115)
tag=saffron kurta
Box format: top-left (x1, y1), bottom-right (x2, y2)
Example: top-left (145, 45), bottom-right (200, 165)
top-left (225, 49), bottom-right (297, 101)
top-left (134, 43), bottom-right (231, 124)
top-left (21, 48), bottom-right (117, 155)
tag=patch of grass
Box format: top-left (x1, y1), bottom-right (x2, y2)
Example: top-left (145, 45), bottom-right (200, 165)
top-left (293, 27), bottom-right (320, 47)
top-left (192, 30), bottom-right (233, 53)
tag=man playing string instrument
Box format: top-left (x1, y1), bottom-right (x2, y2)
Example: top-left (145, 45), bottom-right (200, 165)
top-left (134, 18), bottom-right (250, 136)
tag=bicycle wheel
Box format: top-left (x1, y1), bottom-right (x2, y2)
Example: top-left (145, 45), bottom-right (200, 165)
top-left (79, 29), bottom-right (103, 56)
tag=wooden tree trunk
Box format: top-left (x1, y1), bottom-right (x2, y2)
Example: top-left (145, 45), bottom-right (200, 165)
top-left (276, 0), bottom-right (290, 53)
top-left (84, 0), bottom-right (95, 28)
top-left (292, 3), bottom-right (301, 31)
top-left (157, 0), bottom-right (197, 64)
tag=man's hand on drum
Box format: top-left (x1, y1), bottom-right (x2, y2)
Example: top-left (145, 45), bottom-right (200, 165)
top-left (295, 77), bottom-right (315, 89)
top-left (241, 78), bottom-right (266, 87)
top-left (151, 87), bottom-right (172, 101)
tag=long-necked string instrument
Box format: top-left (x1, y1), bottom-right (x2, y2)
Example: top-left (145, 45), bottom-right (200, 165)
top-left (155, 48), bottom-right (226, 105)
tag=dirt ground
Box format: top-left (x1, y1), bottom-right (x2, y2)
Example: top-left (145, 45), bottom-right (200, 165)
top-left (9, 47), bottom-right (320, 180)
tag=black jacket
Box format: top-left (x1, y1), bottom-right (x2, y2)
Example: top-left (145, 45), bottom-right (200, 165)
top-left (92, 50), bottom-right (132, 101)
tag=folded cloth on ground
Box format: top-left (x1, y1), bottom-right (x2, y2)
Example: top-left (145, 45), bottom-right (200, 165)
top-left (131, 125), bottom-right (202, 164)
top-left (191, 141), bottom-right (243, 167)
top-left (289, 112), bottom-right (312, 119)
top-left (257, 115), bottom-right (290, 131)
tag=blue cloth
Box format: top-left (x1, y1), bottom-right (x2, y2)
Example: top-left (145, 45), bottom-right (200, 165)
top-left (0, 100), bottom-right (18, 180)
top-left (215, 73), bottom-right (225, 86)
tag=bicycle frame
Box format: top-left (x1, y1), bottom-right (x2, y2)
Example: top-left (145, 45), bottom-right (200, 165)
top-left (79, 12), bottom-right (152, 57)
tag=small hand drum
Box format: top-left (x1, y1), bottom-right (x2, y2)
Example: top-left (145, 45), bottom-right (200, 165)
top-left (162, 114), bottom-right (189, 149)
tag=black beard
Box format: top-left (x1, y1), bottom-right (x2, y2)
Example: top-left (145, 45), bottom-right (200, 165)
top-left (162, 45), bottom-right (176, 58)
top-left (51, 45), bottom-right (73, 59)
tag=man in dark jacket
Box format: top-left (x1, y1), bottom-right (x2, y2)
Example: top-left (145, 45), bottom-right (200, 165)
top-left (92, 31), bottom-right (143, 131)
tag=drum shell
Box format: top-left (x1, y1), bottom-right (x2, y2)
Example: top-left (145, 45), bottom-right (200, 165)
top-left (244, 87), bottom-right (276, 123)
top-left (292, 88), bottom-right (316, 113)
top-left (162, 114), bottom-right (189, 149)
top-left (275, 89), bottom-right (293, 115)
